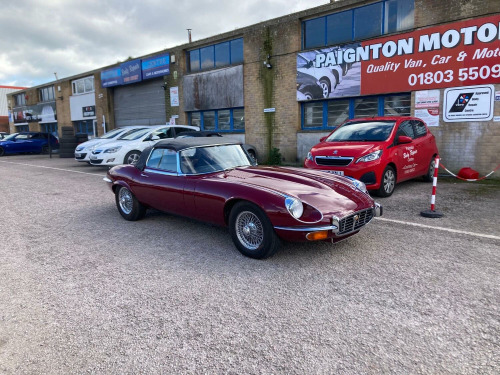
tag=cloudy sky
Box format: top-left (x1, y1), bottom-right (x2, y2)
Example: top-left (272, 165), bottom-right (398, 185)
top-left (0, 0), bottom-right (329, 88)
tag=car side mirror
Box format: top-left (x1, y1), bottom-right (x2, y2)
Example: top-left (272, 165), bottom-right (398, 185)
top-left (397, 135), bottom-right (413, 144)
top-left (150, 135), bottom-right (160, 141)
top-left (320, 136), bottom-right (327, 142)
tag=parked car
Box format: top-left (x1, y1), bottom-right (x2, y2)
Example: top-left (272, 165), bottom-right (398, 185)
top-left (89, 125), bottom-right (199, 166)
top-left (297, 53), bottom-right (342, 99)
top-left (304, 117), bottom-right (439, 197)
top-left (104, 137), bottom-right (382, 259)
top-left (0, 132), bottom-right (8, 140)
top-left (75, 126), bottom-right (148, 163)
top-left (296, 71), bottom-right (324, 100)
top-left (0, 132), bottom-right (59, 156)
top-left (175, 130), bottom-right (258, 161)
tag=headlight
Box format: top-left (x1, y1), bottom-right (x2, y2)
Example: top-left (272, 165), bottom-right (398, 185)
top-left (356, 150), bottom-right (382, 163)
top-left (306, 152), bottom-right (313, 161)
top-left (285, 197), bottom-right (304, 219)
top-left (75, 146), bottom-right (85, 151)
top-left (104, 146), bottom-right (122, 153)
top-left (344, 176), bottom-right (368, 193)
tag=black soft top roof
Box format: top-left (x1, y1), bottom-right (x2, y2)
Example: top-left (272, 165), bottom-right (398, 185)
top-left (154, 137), bottom-right (240, 151)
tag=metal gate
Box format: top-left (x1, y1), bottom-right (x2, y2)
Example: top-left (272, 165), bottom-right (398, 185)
top-left (113, 79), bottom-right (166, 126)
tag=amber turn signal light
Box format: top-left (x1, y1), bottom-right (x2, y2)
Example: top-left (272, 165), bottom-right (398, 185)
top-left (306, 231), bottom-right (329, 241)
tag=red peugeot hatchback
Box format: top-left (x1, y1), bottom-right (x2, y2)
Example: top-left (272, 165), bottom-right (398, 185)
top-left (304, 117), bottom-right (439, 197)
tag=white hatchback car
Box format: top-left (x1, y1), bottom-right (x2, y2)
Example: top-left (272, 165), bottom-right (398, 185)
top-left (89, 125), bottom-right (200, 166)
top-left (74, 126), bottom-right (147, 163)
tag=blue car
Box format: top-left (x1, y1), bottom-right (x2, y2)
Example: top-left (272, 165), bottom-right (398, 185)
top-left (0, 132), bottom-right (59, 156)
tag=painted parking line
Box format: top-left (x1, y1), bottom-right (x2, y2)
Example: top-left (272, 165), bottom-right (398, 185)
top-left (0, 160), bottom-right (106, 177)
top-left (375, 217), bottom-right (500, 240)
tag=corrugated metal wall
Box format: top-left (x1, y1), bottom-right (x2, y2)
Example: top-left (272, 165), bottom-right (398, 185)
top-left (113, 79), bottom-right (166, 126)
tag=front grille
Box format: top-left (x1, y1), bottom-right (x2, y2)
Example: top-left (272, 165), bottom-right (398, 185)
top-left (90, 159), bottom-right (103, 165)
top-left (338, 208), bottom-right (374, 235)
top-left (75, 153), bottom-right (87, 160)
top-left (315, 156), bottom-right (353, 166)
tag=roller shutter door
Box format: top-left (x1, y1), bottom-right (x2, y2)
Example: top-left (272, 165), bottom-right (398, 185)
top-left (113, 79), bottom-right (166, 126)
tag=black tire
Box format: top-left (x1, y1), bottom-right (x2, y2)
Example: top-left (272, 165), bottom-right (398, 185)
top-left (40, 145), bottom-right (49, 154)
top-left (303, 91), bottom-right (313, 100)
top-left (376, 165), bottom-right (396, 197)
top-left (0, 147), bottom-right (4, 157)
top-left (59, 144), bottom-right (78, 152)
top-left (59, 153), bottom-right (75, 158)
top-left (247, 149), bottom-right (257, 162)
top-left (124, 150), bottom-right (141, 165)
top-left (115, 186), bottom-right (146, 221)
top-left (229, 201), bottom-right (280, 259)
top-left (319, 78), bottom-right (331, 98)
top-left (423, 156), bottom-right (436, 182)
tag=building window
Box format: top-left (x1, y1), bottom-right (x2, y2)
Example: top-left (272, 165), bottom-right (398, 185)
top-left (187, 38), bottom-right (244, 73)
top-left (188, 108), bottom-right (245, 132)
top-left (14, 93), bottom-right (26, 106)
top-left (41, 123), bottom-right (58, 136)
top-left (74, 120), bottom-right (95, 135)
top-left (39, 86), bottom-right (55, 102)
top-left (303, 0), bottom-right (414, 48)
top-left (72, 76), bottom-right (95, 95)
top-left (15, 125), bottom-right (29, 132)
top-left (301, 94), bottom-right (410, 130)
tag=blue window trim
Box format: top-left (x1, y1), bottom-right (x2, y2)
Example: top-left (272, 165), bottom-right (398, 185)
top-left (188, 107), bottom-right (245, 132)
top-left (301, 94), bottom-right (410, 130)
top-left (188, 38), bottom-right (243, 73)
top-left (302, 0), bottom-right (413, 48)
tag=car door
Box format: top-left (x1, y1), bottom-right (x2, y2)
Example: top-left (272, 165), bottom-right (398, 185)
top-left (393, 120), bottom-right (418, 182)
top-left (10, 134), bottom-right (31, 153)
top-left (29, 133), bottom-right (45, 152)
top-left (134, 148), bottom-right (186, 214)
top-left (412, 120), bottom-right (435, 175)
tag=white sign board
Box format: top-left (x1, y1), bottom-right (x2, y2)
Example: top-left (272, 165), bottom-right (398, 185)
top-left (443, 85), bottom-right (494, 122)
top-left (415, 108), bottom-right (440, 127)
top-left (415, 90), bottom-right (440, 109)
top-left (170, 87), bottom-right (179, 107)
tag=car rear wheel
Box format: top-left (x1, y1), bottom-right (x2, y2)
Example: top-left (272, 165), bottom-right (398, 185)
top-left (115, 186), bottom-right (146, 221)
top-left (377, 166), bottom-right (396, 197)
top-left (0, 147), bottom-right (4, 157)
top-left (423, 156), bottom-right (436, 182)
top-left (124, 151), bottom-right (141, 165)
top-left (229, 202), bottom-right (280, 259)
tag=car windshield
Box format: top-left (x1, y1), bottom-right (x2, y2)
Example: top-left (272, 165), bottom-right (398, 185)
top-left (3, 133), bottom-right (19, 141)
top-left (117, 128), bottom-right (150, 141)
top-left (326, 121), bottom-right (396, 142)
top-left (180, 144), bottom-right (251, 174)
top-left (99, 128), bottom-right (127, 139)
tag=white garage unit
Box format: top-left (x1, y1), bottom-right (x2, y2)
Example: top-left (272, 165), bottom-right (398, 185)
top-left (113, 79), bottom-right (166, 126)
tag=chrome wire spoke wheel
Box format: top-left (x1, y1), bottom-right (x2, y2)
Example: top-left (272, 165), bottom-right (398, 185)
top-left (384, 169), bottom-right (395, 194)
top-left (118, 188), bottom-right (134, 215)
top-left (235, 211), bottom-right (264, 250)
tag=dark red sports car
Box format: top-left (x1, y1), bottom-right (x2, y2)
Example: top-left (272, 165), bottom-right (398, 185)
top-left (104, 138), bottom-right (382, 259)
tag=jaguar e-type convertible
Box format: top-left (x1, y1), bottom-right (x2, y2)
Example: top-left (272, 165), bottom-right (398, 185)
top-left (104, 138), bottom-right (382, 259)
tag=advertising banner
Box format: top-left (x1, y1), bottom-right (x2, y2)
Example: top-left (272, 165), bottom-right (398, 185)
top-left (415, 90), bottom-right (440, 108)
top-left (12, 103), bottom-right (57, 124)
top-left (101, 67), bottom-right (122, 88)
top-left (142, 53), bottom-right (170, 80)
top-left (121, 59), bottom-right (142, 84)
top-left (297, 14), bottom-right (500, 101)
top-left (443, 84), bottom-right (494, 122)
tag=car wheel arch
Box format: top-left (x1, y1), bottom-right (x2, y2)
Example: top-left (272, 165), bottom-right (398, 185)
top-left (223, 198), bottom-right (270, 226)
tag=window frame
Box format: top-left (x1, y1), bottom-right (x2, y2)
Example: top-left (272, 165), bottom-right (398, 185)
top-left (187, 38), bottom-right (244, 73)
top-left (301, 93), bottom-right (410, 130)
top-left (188, 107), bottom-right (245, 132)
top-left (39, 86), bottom-right (55, 102)
top-left (302, 0), bottom-right (414, 49)
top-left (71, 76), bottom-right (95, 95)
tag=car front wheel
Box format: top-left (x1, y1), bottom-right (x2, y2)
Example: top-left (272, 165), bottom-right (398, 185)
top-left (124, 151), bottom-right (141, 165)
top-left (0, 147), bottom-right (4, 157)
top-left (115, 186), bottom-right (146, 221)
top-left (229, 202), bottom-right (280, 259)
top-left (377, 166), bottom-right (396, 197)
top-left (423, 156), bottom-right (436, 182)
